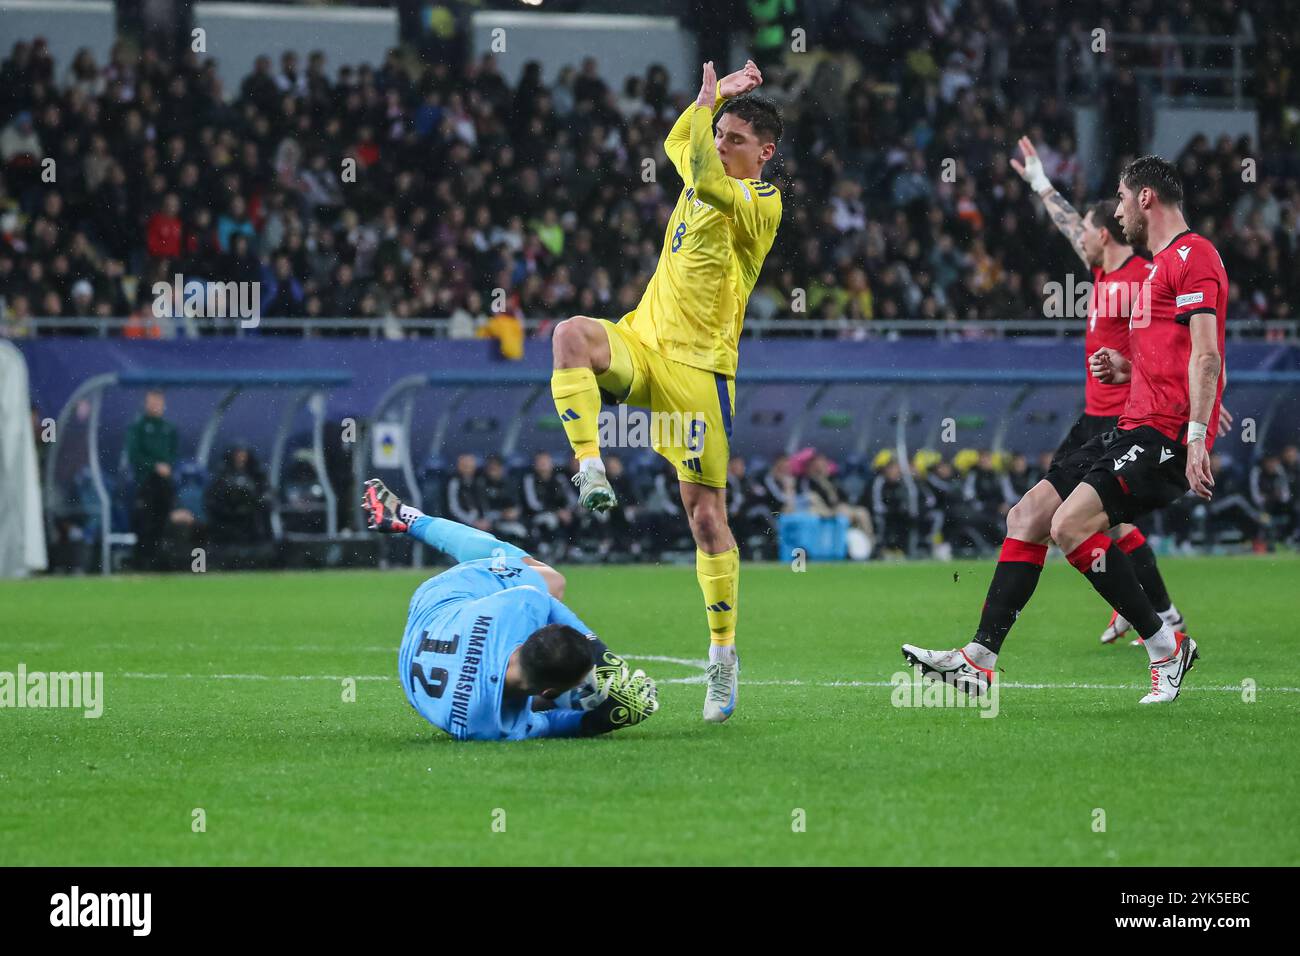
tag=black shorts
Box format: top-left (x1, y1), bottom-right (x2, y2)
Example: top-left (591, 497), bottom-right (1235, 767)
top-left (1048, 412), bottom-right (1119, 481)
top-left (1043, 425), bottom-right (1189, 527)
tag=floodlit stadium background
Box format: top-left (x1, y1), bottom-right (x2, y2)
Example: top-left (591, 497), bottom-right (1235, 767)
top-left (1, 0), bottom-right (1298, 575)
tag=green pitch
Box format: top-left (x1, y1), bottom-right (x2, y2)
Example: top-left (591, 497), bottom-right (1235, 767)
top-left (2, 556), bottom-right (1297, 866)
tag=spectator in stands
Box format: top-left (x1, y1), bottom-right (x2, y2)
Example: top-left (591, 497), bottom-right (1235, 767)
top-left (69, 279), bottom-right (95, 321)
top-left (146, 194), bottom-right (183, 260)
top-left (125, 389), bottom-right (178, 571)
top-left (870, 457), bottom-right (913, 557)
top-left (3, 19), bottom-right (1297, 335)
top-left (1, 293), bottom-right (33, 338)
top-left (445, 453), bottom-right (489, 531)
top-left (216, 196), bottom-right (256, 253)
top-left (522, 451), bottom-right (575, 559)
top-left (0, 111), bottom-right (41, 185)
top-left (329, 263), bottom-right (363, 320)
top-left (478, 453), bottom-right (528, 546)
top-left (261, 254), bottom-right (306, 320)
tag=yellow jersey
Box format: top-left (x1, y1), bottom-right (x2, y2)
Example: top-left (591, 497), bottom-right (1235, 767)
top-left (623, 91), bottom-right (782, 377)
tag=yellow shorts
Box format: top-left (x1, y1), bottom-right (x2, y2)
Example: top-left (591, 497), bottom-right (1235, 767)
top-left (595, 317), bottom-right (734, 488)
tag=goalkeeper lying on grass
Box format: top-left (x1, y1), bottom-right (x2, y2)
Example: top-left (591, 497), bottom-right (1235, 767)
top-left (362, 478), bottom-right (658, 741)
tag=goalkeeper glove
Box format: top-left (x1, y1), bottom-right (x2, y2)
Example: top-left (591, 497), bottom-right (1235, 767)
top-left (578, 649), bottom-right (659, 735)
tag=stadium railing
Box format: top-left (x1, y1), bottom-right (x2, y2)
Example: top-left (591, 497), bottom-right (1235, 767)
top-left (24, 316), bottom-right (1300, 341)
top-left (1056, 32), bottom-right (1255, 108)
top-left (44, 369), bottom-right (353, 574)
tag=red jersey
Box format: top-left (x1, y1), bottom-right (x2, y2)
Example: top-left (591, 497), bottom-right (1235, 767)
top-left (1119, 231), bottom-right (1228, 450)
top-left (1085, 253), bottom-right (1149, 416)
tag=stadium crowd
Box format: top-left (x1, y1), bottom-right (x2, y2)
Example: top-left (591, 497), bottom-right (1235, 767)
top-left (2, 0), bottom-right (1298, 340)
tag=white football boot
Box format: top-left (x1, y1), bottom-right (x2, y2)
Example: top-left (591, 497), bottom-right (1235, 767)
top-left (703, 654), bottom-right (739, 722)
top-left (1139, 632), bottom-right (1199, 704)
top-left (1105, 604), bottom-right (1185, 647)
top-left (900, 644), bottom-right (993, 698)
top-left (1099, 609), bottom-right (1133, 645)
top-left (572, 466), bottom-right (617, 512)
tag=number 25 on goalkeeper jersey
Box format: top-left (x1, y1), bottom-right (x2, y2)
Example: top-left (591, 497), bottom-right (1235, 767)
top-left (627, 91), bottom-right (783, 378)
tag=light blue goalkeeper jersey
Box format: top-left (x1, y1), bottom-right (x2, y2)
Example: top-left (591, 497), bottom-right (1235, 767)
top-left (398, 557), bottom-right (592, 741)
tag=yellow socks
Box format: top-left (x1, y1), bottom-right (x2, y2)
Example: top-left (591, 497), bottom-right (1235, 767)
top-left (696, 546), bottom-right (739, 646)
top-left (550, 367), bottom-right (602, 460)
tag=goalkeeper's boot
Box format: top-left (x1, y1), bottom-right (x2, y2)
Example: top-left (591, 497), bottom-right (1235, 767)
top-left (362, 478), bottom-right (409, 533)
top-left (900, 644), bottom-right (993, 698)
top-left (703, 651), bottom-right (739, 723)
top-left (1139, 632), bottom-right (1199, 704)
top-left (572, 464), bottom-right (617, 513)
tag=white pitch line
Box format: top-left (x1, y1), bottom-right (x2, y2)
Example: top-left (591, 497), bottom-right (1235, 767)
top-left (625, 654), bottom-right (709, 668)
top-left (661, 677), bottom-right (1300, 693)
top-left (116, 672), bottom-right (1300, 694)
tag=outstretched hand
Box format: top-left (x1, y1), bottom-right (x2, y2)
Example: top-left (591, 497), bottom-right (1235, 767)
top-left (718, 59), bottom-right (762, 98)
top-left (1010, 135), bottom-right (1052, 194)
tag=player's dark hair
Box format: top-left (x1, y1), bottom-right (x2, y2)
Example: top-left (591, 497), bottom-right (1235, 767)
top-left (720, 93), bottom-right (783, 146)
top-left (1120, 155), bottom-right (1183, 205)
top-left (1086, 198), bottom-right (1126, 244)
top-left (519, 624), bottom-right (592, 692)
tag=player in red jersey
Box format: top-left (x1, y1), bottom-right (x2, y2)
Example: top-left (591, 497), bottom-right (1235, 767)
top-left (1010, 136), bottom-right (1186, 646)
top-left (903, 154), bottom-right (1225, 704)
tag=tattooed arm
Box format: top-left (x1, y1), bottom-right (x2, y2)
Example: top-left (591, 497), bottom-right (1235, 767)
top-left (1039, 188), bottom-right (1089, 264)
top-left (1010, 135), bottom-right (1089, 265)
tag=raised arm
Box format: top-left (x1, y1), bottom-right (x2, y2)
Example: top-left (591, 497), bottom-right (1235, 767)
top-left (666, 59), bottom-right (762, 186)
top-left (1011, 136), bottom-right (1089, 265)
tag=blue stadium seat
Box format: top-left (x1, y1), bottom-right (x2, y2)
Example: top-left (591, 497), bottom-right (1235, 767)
top-left (778, 513), bottom-right (849, 562)
top-left (175, 460), bottom-right (210, 522)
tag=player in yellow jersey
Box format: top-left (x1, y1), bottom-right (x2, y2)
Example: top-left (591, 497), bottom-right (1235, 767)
top-left (549, 59), bottom-right (782, 722)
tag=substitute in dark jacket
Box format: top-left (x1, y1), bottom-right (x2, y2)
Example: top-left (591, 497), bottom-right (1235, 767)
top-left (522, 451), bottom-right (576, 558)
top-left (204, 445), bottom-right (271, 546)
top-left (478, 454), bottom-right (528, 544)
top-left (125, 389), bottom-right (178, 570)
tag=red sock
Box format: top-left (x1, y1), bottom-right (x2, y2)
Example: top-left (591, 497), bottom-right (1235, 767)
top-left (972, 538), bottom-right (1049, 655)
top-left (1115, 528), bottom-right (1146, 554)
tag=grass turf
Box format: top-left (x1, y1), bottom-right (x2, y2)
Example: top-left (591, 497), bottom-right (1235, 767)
top-left (1, 555), bottom-right (1297, 866)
